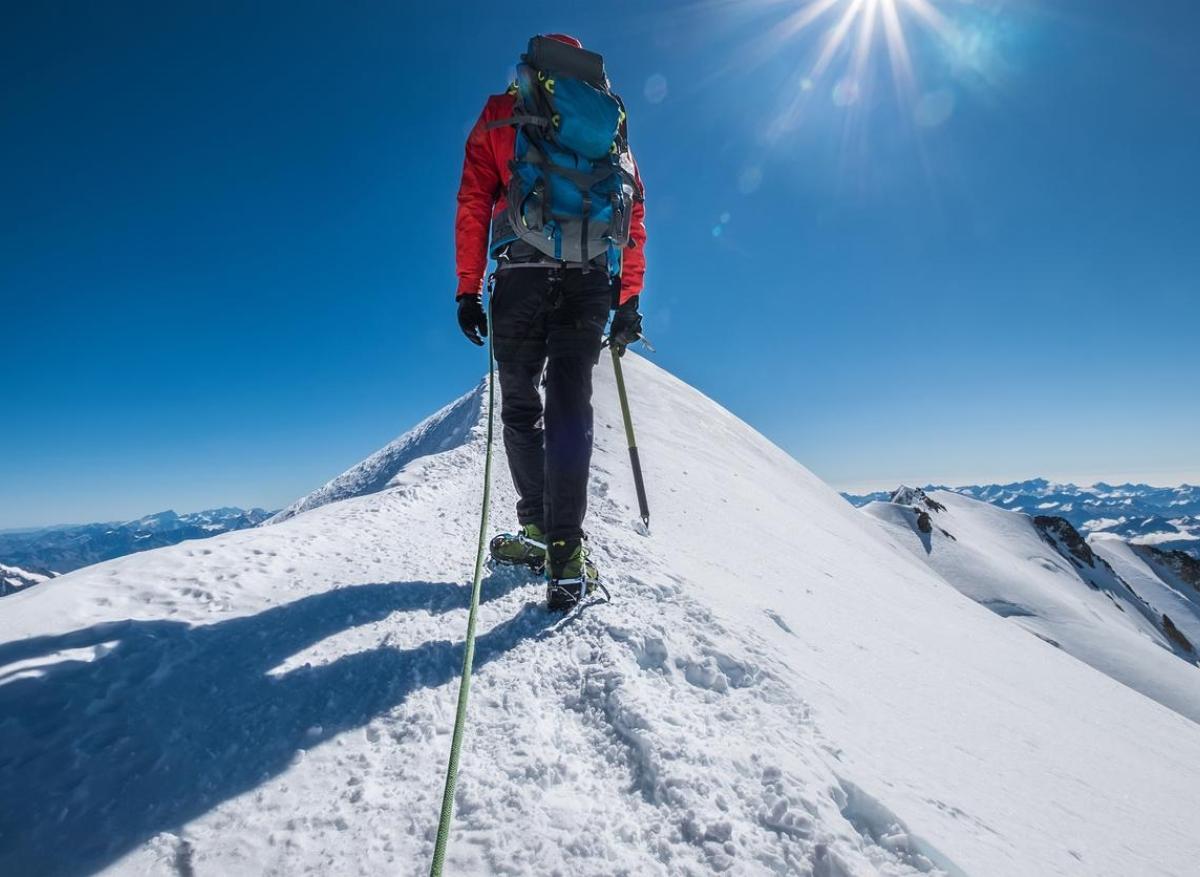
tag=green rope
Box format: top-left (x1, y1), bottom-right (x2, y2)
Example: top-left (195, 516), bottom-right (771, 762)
top-left (430, 295), bottom-right (496, 877)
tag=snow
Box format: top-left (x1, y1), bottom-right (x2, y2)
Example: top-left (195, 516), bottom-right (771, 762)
top-left (0, 562), bottom-right (50, 595)
top-left (1091, 535), bottom-right (1200, 652)
top-left (3, 355), bottom-right (1200, 876)
top-left (0, 562), bottom-right (49, 584)
top-left (860, 490), bottom-right (1200, 722)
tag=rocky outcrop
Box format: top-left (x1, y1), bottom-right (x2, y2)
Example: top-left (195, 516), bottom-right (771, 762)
top-left (889, 487), bottom-right (954, 543)
top-left (1034, 516), bottom-right (1098, 569)
top-left (890, 486), bottom-right (947, 513)
top-left (1162, 615), bottom-right (1195, 655)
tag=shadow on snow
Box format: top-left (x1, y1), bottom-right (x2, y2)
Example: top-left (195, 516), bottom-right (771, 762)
top-left (0, 574), bottom-right (554, 876)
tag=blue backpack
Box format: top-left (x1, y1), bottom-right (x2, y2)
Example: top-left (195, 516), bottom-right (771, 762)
top-left (488, 37), bottom-right (640, 276)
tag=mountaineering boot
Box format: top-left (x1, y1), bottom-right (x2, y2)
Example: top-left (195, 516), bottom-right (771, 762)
top-left (489, 523), bottom-right (547, 572)
top-left (546, 538), bottom-right (600, 611)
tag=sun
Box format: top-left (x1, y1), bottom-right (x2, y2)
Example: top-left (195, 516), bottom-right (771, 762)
top-left (716, 0), bottom-right (968, 106)
top-left (706, 0), bottom-right (972, 138)
top-left (773, 0), bottom-right (960, 96)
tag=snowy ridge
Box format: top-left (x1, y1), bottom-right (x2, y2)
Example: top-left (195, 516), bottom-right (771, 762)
top-left (3, 356), bottom-right (1200, 876)
top-left (861, 488), bottom-right (1200, 722)
top-left (270, 382), bottom-right (486, 523)
top-left (0, 562), bottom-right (50, 596)
top-left (1091, 535), bottom-right (1200, 659)
top-left (845, 480), bottom-right (1200, 559)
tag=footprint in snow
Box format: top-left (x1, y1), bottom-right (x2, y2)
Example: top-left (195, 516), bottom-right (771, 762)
top-left (764, 609), bottom-right (795, 635)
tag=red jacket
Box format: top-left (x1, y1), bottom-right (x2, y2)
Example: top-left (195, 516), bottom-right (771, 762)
top-left (455, 90), bottom-right (647, 304)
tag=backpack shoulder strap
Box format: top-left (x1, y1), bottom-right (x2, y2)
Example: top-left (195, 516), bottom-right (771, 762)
top-left (485, 114), bottom-right (551, 131)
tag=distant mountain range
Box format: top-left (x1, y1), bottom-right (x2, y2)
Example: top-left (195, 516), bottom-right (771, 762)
top-left (0, 508), bottom-right (275, 588)
top-left (844, 479), bottom-right (1200, 558)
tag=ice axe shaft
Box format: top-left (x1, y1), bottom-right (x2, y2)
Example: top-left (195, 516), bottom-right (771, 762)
top-left (611, 345), bottom-right (650, 529)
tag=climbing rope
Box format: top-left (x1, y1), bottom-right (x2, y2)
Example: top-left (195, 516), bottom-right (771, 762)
top-left (429, 290), bottom-right (496, 877)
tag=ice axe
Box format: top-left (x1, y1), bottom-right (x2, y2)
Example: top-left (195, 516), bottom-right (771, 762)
top-left (606, 338), bottom-right (651, 530)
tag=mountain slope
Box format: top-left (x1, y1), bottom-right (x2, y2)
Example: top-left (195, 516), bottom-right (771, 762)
top-left (1090, 535), bottom-right (1200, 657)
top-left (860, 488), bottom-right (1200, 723)
top-left (3, 356), bottom-right (1200, 876)
top-left (269, 385), bottom-right (485, 523)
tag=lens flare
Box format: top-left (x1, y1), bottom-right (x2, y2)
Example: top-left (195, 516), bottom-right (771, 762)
top-left (704, 0), bottom-right (977, 142)
top-left (776, 0), bottom-right (961, 98)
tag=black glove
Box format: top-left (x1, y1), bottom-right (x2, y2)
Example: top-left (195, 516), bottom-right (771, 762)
top-left (608, 295), bottom-right (642, 356)
top-left (456, 293), bottom-right (487, 346)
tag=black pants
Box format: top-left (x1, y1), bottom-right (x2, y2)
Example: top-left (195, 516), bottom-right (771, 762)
top-left (491, 266), bottom-right (612, 543)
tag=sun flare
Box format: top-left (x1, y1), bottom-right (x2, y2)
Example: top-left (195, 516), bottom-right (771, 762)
top-left (712, 0), bottom-right (980, 139)
top-left (780, 0), bottom-right (960, 97)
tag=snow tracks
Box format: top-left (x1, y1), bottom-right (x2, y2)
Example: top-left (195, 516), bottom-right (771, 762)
top-left (417, 497), bottom-right (955, 875)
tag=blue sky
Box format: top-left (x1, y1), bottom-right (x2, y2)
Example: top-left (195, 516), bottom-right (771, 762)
top-left (3, 1), bottom-right (1198, 528)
